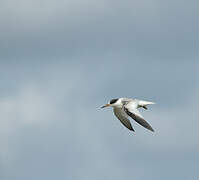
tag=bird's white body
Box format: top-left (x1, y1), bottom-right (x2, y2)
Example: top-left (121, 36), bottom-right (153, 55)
top-left (111, 98), bottom-right (155, 109)
top-left (101, 97), bottom-right (155, 132)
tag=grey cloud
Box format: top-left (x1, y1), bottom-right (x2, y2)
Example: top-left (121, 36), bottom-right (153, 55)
top-left (0, 61), bottom-right (198, 180)
top-left (0, 1), bottom-right (199, 179)
top-left (0, 0), bottom-right (199, 58)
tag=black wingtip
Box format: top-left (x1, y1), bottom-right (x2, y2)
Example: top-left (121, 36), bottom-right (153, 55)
top-left (143, 106), bottom-right (148, 110)
top-left (128, 127), bottom-right (134, 131)
top-left (149, 127), bottom-right (154, 132)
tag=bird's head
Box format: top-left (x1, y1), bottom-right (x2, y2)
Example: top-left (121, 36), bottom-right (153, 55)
top-left (101, 98), bottom-right (120, 108)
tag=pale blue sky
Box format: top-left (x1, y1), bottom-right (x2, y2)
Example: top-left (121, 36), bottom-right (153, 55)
top-left (0, 0), bottom-right (199, 180)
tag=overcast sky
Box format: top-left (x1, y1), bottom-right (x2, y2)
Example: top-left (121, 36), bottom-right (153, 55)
top-left (0, 0), bottom-right (199, 180)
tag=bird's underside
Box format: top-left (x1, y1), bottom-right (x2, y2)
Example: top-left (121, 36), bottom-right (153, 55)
top-left (114, 99), bottom-right (154, 132)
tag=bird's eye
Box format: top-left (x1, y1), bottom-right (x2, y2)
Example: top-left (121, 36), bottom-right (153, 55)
top-left (110, 98), bottom-right (118, 104)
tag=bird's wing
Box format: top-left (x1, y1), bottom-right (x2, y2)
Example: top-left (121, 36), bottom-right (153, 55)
top-left (124, 102), bottom-right (154, 132)
top-left (113, 108), bottom-right (134, 131)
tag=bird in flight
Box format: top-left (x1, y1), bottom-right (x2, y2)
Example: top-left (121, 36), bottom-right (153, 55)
top-left (101, 98), bottom-right (155, 132)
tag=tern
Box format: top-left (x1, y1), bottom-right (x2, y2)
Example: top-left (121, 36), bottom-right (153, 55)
top-left (101, 98), bottom-right (155, 132)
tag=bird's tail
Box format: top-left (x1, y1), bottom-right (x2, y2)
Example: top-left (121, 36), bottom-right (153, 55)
top-left (139, 100), bottom-right (155, 109)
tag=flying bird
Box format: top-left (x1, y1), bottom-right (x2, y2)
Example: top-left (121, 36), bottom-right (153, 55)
top-left (101, 98), bottom-right (155, 132)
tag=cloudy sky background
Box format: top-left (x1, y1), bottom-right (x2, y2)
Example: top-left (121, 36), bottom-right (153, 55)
top-left (0, 0), bottom-right (199, 179)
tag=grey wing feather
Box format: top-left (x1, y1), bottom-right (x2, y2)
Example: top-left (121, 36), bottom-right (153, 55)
top-left (113, 108), bottom-right (134, 131)
top-left (124, 102), bottom-right (154, 132)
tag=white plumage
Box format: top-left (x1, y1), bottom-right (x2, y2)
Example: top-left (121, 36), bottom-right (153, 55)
top-left (101, 98), bottom-right (155, 132)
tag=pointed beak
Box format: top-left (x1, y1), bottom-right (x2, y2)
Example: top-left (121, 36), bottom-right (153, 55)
top-left (101, 104), bottom-right (111, 108)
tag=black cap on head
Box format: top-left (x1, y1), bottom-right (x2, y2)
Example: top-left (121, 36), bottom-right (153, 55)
top-left (110, 98), bottom-right (118, 104)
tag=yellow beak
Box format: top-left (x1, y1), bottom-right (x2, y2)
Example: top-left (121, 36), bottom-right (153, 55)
top-left (101, 104), bottom-right (111, 108)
